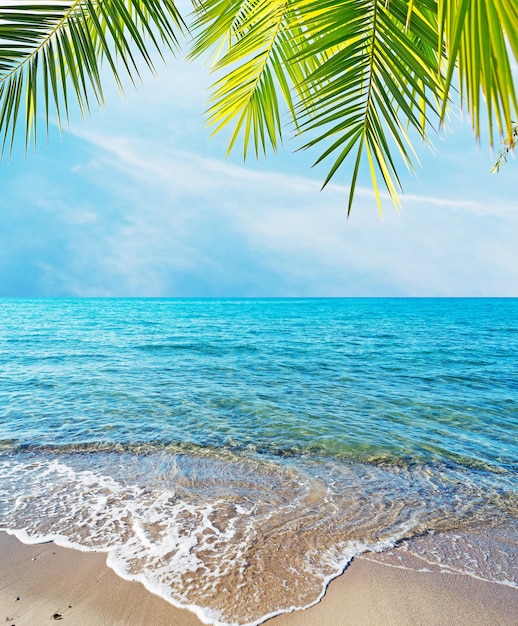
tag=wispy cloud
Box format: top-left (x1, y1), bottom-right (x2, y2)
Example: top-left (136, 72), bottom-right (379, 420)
top-left (73, 126), bottom-right (515, 217)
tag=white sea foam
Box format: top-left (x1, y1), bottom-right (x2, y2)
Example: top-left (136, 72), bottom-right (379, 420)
top-left (0, 452), bottom-right (516, 625)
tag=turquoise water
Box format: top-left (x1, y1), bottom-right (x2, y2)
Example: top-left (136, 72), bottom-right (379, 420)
top-left (0, 298), bottom-right (517, 624)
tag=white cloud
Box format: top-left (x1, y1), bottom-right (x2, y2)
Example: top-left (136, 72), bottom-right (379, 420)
top-left (55, 126), bottom-right (517, 297)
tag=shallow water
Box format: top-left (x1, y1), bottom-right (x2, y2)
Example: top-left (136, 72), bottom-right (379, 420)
top-left (0, 298), bottom-right (516, 625)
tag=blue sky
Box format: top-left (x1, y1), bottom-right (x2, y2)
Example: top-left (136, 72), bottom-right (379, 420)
top-left (0, 34), bottom-right (517, 297)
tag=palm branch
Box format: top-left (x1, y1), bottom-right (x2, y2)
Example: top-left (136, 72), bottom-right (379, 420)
top-left (0, 0), bottom-right (184, 154)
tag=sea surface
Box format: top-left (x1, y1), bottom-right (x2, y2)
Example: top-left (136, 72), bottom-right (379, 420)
top-left (0, 298), bottom-right (516, 625)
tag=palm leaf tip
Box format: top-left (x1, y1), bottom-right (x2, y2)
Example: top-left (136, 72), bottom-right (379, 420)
top-left (491, 122), bottom-right (518, 173)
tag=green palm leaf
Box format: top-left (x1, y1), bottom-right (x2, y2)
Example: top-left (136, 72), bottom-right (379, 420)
top-left (0, 0), bottom-right (184, 156)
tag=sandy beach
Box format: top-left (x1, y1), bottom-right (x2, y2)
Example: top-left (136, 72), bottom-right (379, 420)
top-left (1, 531), bottom-right (516, 626)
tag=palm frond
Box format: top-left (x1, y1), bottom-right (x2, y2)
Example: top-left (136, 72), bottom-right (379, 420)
top-left (190, 0), bottom-right (322, 157)
top-left (291, 0), bottom-right (443, 215)
top-left (439, 0), bottom-right (518, 145)
top-left (0, 0), bottom-right (184, 156)
top-left (192, 0), bottom-right (446, 213)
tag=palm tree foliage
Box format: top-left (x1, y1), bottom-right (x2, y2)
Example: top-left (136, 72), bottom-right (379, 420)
top-left (1, 1), bottom-right (517, 213)
top-left (0, 0), bottom-right (184, 151)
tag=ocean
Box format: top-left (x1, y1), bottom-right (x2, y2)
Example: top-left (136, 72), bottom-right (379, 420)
top-left (0, 298), bottom-right (516, 625)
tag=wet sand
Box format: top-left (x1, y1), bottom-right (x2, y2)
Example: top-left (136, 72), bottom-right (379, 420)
top-left (1, 531), bottom-right (516, 626)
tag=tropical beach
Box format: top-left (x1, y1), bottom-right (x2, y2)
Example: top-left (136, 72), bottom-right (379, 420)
top-left (0, 298), bottom-right (516, 625)
top-left (1, 3), bottom-right (518, 625)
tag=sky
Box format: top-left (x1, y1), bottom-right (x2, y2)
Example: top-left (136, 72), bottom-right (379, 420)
top-left (0, 16), bottom-right (517, 297)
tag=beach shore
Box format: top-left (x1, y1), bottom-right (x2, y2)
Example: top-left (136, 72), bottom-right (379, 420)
top-left (1, 531), bottom-right (516, 626)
